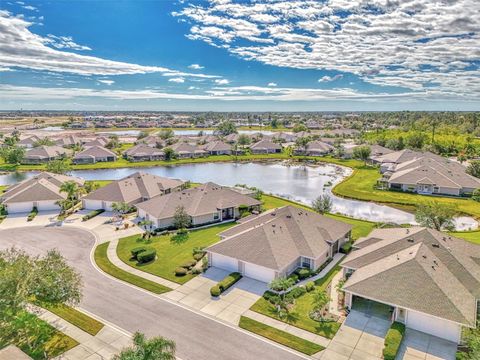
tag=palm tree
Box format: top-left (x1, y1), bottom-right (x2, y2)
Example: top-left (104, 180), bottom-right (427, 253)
top-left (60, 181), bottom-right (79, 202)
top-left (112, 202), bottom-right (131, 218)
top-left (269, 277), bottom-right (294, 318)
top-left (113, 332), bottom-right (175, 360)
top-left (138, 219), bottom-right (154, 240)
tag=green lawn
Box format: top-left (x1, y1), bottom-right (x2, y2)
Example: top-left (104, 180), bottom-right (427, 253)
top-left (449, 230), bottom-right (480, 245)
top-left (39, 303), bottom-right (104, 336)
top-left (117, 222), bottom-right (235, 284)
top-left (239, 316), bottom-right (324, 355)
top-left (94, 242), bottom-right (171, 294)
top-left (250, 265), bottom-right (343, 339)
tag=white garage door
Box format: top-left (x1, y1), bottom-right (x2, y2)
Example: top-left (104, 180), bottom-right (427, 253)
top-left (7, 202), bottom-right (34, 213)
top-left (244, 263), bottom-right (275, 283)
top-left (83, 199), bottom-right (104, 210)
top-left (407, 309), bottom-right (461, 343)
top-left (37, 201), bottom-right (60, 211)
top-left (211, 253), bottom-right (238, 272)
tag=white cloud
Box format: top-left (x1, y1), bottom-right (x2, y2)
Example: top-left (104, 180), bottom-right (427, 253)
top-left (319, 74), bottom-right (343, 82)
top-left (97, 79), bottom-right (114, 85)
top-left (22, 5), bottom-right (36, 11)
top-left (169, 77), bottom-right (185, 83)
top-left (215, 79), bottom-right (229, 85)
top-left (0, 11), bottom-right (220, 79)
top-left (188, 63), bottom-right (204, 69)
top-left (267, 82), bottom-right (277, 87)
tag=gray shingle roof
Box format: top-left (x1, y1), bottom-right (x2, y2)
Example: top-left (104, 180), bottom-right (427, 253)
top-left (74, 145), bottom-right (116, 160)
top-left (124, 144), bottom-right (164, 157)
top-left (25, 145), bottom-right (72, 160)
top-left (207, 206), bottom-right (352, 271)
top-left (250, 139), bottom-right (282, 151)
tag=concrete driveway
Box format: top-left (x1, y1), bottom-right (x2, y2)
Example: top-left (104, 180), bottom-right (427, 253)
top-left (397, 329), bottom-right (457, 360)
top-left (165, 267), bottom-right (268, 325)
top-left (0, 226), bottom-right (305, 360)
top-left (319, 310), bottom-right (390, 360)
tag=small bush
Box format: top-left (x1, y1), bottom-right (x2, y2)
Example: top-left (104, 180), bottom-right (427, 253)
top-left (296, 268), bottom-right (311, 280)
top-left (287, 286), bottom-right (307, 299)
top-left (287, 273), bottom-right (299, 283)
top-left (193, 253), bottom-right (204, 261)
top-left (218, 272), bottom-right (242, 292)
top-left (263, 291), bottom-right (280, 304)
top-left (137, 248), bottom-right (156, 263)
top-left (131, 246), bottom-right (147, 259)
top-left (383, 322), bottom-right (405, 360)
top-left (181, 260), bottom-right (197, 270)
top-left (175, 267), bottom-right (187, 276)
top-left (210, 285), bottom-right (221, 297)
top-left (82, 209), bottom-right (104, 221)
top-left (191, 268), bottom-right (202, 275)
top-left (201, 257), bottom-right (208, 271)
top-left (341, 241), bottom-right (353, 254)
top-left (305, 281), bottom-right (315, 292)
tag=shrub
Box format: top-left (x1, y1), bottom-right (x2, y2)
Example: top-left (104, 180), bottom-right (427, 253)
top-left (175, 267), bottom-right (187, 276)
top-left (210, 285), bottom-right (221, 297)
top-left (218, 272), bottom-right (242, 292)
top-left (287, 273), bottom-right (299, 283)
top-left (341, 241), bottom-right (353, 254)
top-left (296, 268), bottom-right (311, 280)
top-left (191, 268), bottom-right (202, 275)
top-left (383, 322), bottom-right (406, 360)
top-left (201, 257), bottom-right (208, 271)
top-left (263, 291), bottom-right (280, 304)
top-left (305, 281), bottom-right (315, 292)
top-left (181, 260), bottom-right (197, 270)
top-left (131, 246), bottom-right (147, 259)
top-left (82, 209), bottom-right (104, 221)
top-left (27, 207), bottom-right (38, 222)
top-left (193, 253), bottom-right (204, 261)
top-left (287, 286), bottom-right (307, 299)
top-left (472, 188), bottom-right (480, 202)
top-left (137, 248), bottom-right (156, 263)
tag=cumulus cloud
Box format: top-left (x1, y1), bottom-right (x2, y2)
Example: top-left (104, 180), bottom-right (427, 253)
top-left (267, 82), bottom-right (277, 87)
top-left (175, 0), bottom-right (480, 97)
top-left (319, 74), bottom-right (343, 82)
top-left (97, 79), bottom-right (114, 85)
top-left (215, 79), bottom-right (230, 85)
top-left (0, 10), bottom-right (220, 78)
top-left (188, 63), bottom-right (204, 69)
top-left (169, 77), bottom-right (185, 83)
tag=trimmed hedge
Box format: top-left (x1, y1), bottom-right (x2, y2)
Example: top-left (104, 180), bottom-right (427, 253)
top-left (137, 248), bottom-right (156, 263)
top-left (305, 281), bottom-right (315, 292)
top-left (175, 267), bottom-right (187, 276)
top-left (296, 268), bottom-right (311, 279)
top-left (340, 241), bottom-right (353, 254)
top-left (210, 285), bottom-right (221, 297)
top-left (131, 246), bottom-right (147, 259)
top-left (27, 207), bottom-right (38, 222)
top-left (210, 272), bottom-right (243, 297)
top-left (383, 322), bottom-right (405, 360)
top-left (82, 209), bottom-right (104, 221)
top-left (181, 260), bottom-right (197, 270)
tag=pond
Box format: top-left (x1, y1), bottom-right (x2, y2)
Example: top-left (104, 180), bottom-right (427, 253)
top-left (172, 129), bottom-right (275, 136)
top-left (0, 162), bottom-right (476, 230)
top-left (97, 130), bottom-right (142, 136)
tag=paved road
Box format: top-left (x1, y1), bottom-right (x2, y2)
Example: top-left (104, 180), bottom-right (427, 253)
top-left (0, 227), bottom-right (305, 360)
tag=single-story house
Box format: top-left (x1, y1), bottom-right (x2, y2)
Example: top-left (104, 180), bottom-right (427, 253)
top-left (82, 172), bottom-right (184, 211)
top-left (202, 141), bottom-right (232, 155)
top-left (17, 135), bottom-right (42, 148)
top-left (73, 145), bottom-right (117, 164)
top-left (136, 182), bottom-right (261, 229)
top-left (22, 145), bottom-right (72, 164)
top-left (168, 142), bottom-right (208, 158)
top-left (0, 172), bottom-right (84, 213)
top-left (82, 136), bottom-right (109, 148)
top-left (206, 206), bottom-right (352, 283)
top-left (250, 139), bottom-right (282, 154)
top-left (341, 227), bottom-right (480, 343)
top-left (294, 140), bottom-right (334, 156)
top-left (271, 132), bottom-right (297, 143)
top-left (371, 149), bottom-right (425, 172)
top-left (55, 135), bottom-right (82, 148)
top-left (123, 144), bottom-right (165, 162)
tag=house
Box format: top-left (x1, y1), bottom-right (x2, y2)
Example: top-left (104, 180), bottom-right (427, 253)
top-left (371, 149), bottom-right (425, 172)
top-left (123, 144), bottom-right (164, 162)
top-left (202, 141), bottom-right (232, 155)
top-left (294, 140), bottom-right (334, 156)
top-left (73, 145), bottom-right (117, 164)
top-left (341, 227), bottom-right (480, 343)
top-left (23, 145), bottom-right (72, 164)
top-left (0, 172), bottom-right (84, 213)
top-left (0, 345), bottom-right (32, 360)
top-left (82, 136), bottom-right (109, 148)
top-left (55, 135), bottom-right (82, 148)
top-left (206, 206), bottom-right (352, 283)
top-left (250, 139), bottom-right (282, 154)
top-left (136, 182), bottom-right (261, 229)
top-left (82, 172), bottom-right (184, 211)
top-left (168, 142), bottom-right (208, 158)
top-left (17, 135), bottom-right (42, 148)
top-left (383, 155), bottom-right (480, 196)
top-left (271, 132), bottom-right (297, 143)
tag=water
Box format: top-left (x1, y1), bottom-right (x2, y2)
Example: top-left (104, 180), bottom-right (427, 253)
top-left (97, 130), bottom-right (142, 136)
top-left (39, 126), bottom-right (64, 131)
top-left (172, 129), bottom-right (275, 136)
top-left (0, 162), bottom-right (476, 230)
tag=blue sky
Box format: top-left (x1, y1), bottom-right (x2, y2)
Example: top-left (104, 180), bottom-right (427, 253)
top-left (0, 0), bottom-right (479, 111)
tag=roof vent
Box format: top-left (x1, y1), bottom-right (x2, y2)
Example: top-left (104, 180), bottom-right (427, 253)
top-left (432, 243), bottom-right (440, 248)
top-left (286, 215), bottom-right (292, 219)
top-left (422, 255), bottom-right (427, 259)
top-left (406, 229), bottom-right (409, 234)
top-left (432, 266), bottom-right (436, 270)
top-left (407, 238), bottom-right (414, 243)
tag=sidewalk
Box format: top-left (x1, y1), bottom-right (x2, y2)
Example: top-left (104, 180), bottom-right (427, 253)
top-left (243, 310), bottom-right (331, 348)
top-left (32, 306), bottom-right (132, 360)
top-left (106, 237), bottom-right (180, 290)
top-left (298, 253), bottom-right (344, 287)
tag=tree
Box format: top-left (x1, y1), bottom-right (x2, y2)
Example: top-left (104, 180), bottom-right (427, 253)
top-left (113, 332), bottom-right (175, 360)
top-left (269, 278), bottom-right (294, 318)
top-left (137, 131), bottom-right (149, 140)
top-left (1, 146), bottom-right (25, 164)
top-left (466, 160), bottom-right (480, 178)
top-left (237, 134), bottom-right (251, 146)
top-left (83, 181), bottom-right (100, 194)
top-left (138, 219), bottom-right (154, 240)
top-left (415, 202), bottom-right (456, 231)
top-left (215, 120), bottom-right (237, 136)
top-left (312, 195), bottom-right (333, 214)
top-left (352, 145), bottom-right (371, 165)
top-left (458, 328), bottom-right (480, 360)
top-left (173, 206), bottom-right (191, 229)
top-left (311, 290), bottom-right (330, 319)
top-left (106, 135), bottom-right (119, 149)
top-left (163, 147), bottom-right (176, 161)
top-left (60, 181), bottom-right (80, 202)
top-left (46, 159), bottom-right (71, 174)
top-left (472, 189), bottom-right (480, 202)
top-left (158, 129), bottom-right (174, 140)
top-left (33, 138), bottom-right (55, 147)
top-left (295, 137), bottom-right (310, 154)
top-left (292, 123), bottom-right (308, 133)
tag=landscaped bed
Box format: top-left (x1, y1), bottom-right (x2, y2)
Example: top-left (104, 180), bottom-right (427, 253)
top-left (250, 265), bottom-right (343, 339)
top-left (116, 222), bottom-right (235, 284)
top-left (239, 316), bottom-right (324, 356)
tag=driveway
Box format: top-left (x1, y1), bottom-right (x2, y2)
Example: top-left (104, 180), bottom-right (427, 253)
top-left (0, 226), bottom-right (305, 360)
top-left (397, 329), bottom-right (457, 360)
top-left (319, 310), bottom-right (390, 360)
top-left (165, 267), bottom-right (268, 324)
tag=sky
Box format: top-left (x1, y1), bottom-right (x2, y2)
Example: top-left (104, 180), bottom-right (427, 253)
top-left (0, 0), bottom-right (479, 111)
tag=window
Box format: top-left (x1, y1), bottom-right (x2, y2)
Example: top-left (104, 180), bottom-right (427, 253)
top-left (213, 213), bottom-right (219, 220)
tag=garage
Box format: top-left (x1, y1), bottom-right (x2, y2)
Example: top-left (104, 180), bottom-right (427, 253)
top-left (244, 262), bottom-right (275, 283)
top-left (37, 201), bottom-right (60, 211)
top-left (83, 199), bottom-right (105, 210)
top-left (210, 253), bottom-right (239, 272)
top-left (6, 201), bottom-right (34, 213)
top-left (406, 309), bottom-right (461, 343)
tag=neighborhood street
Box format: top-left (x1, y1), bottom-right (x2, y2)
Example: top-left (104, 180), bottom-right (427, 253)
top-left (0, 226), bottom-right (305, 360)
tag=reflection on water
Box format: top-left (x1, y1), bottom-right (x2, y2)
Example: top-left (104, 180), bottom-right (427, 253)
top-left (172, 129), bottom-right (275, 136)
top-left (0, 162), bottom-right (476, 229)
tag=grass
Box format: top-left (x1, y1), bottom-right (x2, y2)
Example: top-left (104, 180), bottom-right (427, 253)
top-left (449, 230), bottom-right (480, 244)
top-left (39, 303), bottom-right (104, 336)
top-left (117, 222), bottom-right (235, 284)
top-left (94, 242), bottom-right (171, 294)
top-left (239, 316), bottom-right (324, 355)
top-left (250, 265), bottom-right (343, 339)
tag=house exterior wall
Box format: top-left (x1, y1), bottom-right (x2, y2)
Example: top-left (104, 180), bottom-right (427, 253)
top-left (6, 201), bottom-right (35, 213)
top-left (313, 248), bottom-right (331, 269)
top-left (192, 212), bottom-right (220, 226)
top-left (406, 309), bottom-right (462, 343)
